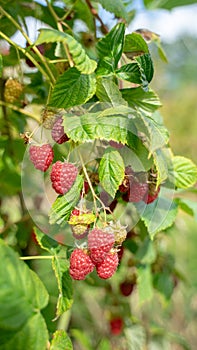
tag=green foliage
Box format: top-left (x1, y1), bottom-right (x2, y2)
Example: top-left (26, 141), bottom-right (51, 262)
top-left (50, 68), bottom-right (96, 108)
top-left (0, 0), bottom-right (197, 349)
top-left (36, 29), bottom-right (97, 74)
top-left (50, 330), bottom-right (73, 350)
top-left (0, 240), bottom-right (49, 348)
top-left (99, 148), bottom-right (125, 197)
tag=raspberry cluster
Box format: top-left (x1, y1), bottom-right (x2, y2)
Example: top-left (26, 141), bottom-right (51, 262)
top-left (119, 166), bottom-right (160, 204)
top-left (69, 227), bottom-right (120, 280)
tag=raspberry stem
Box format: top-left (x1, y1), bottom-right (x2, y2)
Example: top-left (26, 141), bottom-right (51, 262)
top-left (0, 6), bottom-right (56, 85)
top-left (78, 150), bottom-right (108, 222)
top-left (20, 255), bottom-right (54, 260)
top-left (0, 100), bottom-right (40, 123)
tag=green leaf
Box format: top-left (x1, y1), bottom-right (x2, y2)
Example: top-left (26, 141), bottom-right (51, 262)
top-left (135, 53), bottom-right (154, 83)
top-left (34, 227), bottom-right (61, 254)
top-left (0, 240), bottom-right (48, 344)
top-left (32, 230), bottom-right (73, 318)
top-left (124, 325), bottom-right (146, 350)
top-left (0, 313), bottom-right (48, 350)
top-left (178, 199), bottom-right (197, 221)
top-left (172, 156), bottom-right (197, 189)
top-left (137, 264), bottom-right (153, 303)
top-left (95, 0), bottom-right (128, 20)
top-left (135, 192), bottom-right (178, 239)
top-left (50, 330), bottom-right (73, 350)
top-left (96, 76), bottom-right (128, 106)
top-left (49, 175), bottom-right (83, 225)
top-left (50, 67), bottom-right (96, 109)
top-left (136, 237), bottom-right (156, 264)
top-left (153, 148), bottom-right (172, 186)
top-left (142, 113), bottom-right (169, 154)
top-left (36, 28), bottom-right (97, 74)
top-left (153, 272), bottom-right (174, 300)
top-left (122, 87), bottom-right (162, 116)
top-left (116, 63), bottom-right (142, 84)
top-left (99, 148), bottom-right (125, 197)
top-left (52, 249), bottom-right (73, 318)
top-left (62, 106), bottom-right (134, 144)
top-left (124, 32), bottom-right (149, 57)
top-left (144, 0), bottom-right (197, 10)
top-left (96, 23), bottom-right (125, 68)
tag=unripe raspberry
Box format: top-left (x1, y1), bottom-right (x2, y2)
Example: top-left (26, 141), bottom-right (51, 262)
top-left (69, 248), bottom-right (95, 280)
top-left (50, 161), bottom-right (78, 195)
top-left (4, 78), bottom-right (23, 103)
top-left (41, 107), bottom-right (60, 129)
top-left (29, 144), bottom-right (54, 172)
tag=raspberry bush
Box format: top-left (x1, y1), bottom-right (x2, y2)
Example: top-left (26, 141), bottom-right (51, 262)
top-left (0, 1), bottom-right (197, 349)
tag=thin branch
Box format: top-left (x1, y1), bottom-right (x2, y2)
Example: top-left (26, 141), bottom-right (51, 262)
top-left (0, 7), bottom-right (56, 84)
top-left (0, 100), bottom-right (41, 123)
top-left (85, 0), bottom-right (108, 34)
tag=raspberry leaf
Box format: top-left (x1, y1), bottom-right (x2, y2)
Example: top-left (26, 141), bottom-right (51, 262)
top-left (0, 240), bottom-right (49, 347)
top-left (36, 29), bottom-right (97, 74)
top-left (52, 251), bottom-right (73, 318)
top-left (122, 87), bottom-right (162, 116)
top-left (33, 228), bottom-right (73, 318)
top-left (96, 23), bottom-right (125, 70)
top-left (135, 190), bottom-right (178, 239)
top-left (62, 105), bottom-right (133, 144)
top-left (96, 76), bottom-right (128, 106)
top-left (95, 0), bottom-right (128, 20)
top-left (49, 175), bottom-right (83, 225)
top-left (124, 32), bottom-right (149, 56)
top-left (50, 330), bottom-right (73, 350)
top-left (136, 264), bottom-right (153, 304)
top-left (49, 68), bottom-right (96, 109)
top-left (99, 148), bottom-right (125, 198)
top-left (171, 156), bottom-right (197, 189)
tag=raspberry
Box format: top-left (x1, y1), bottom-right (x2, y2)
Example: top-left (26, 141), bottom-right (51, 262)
top-left (104, 221), bottom-right (127, 245)
top-left (4, 78), bottom-right (23, 103)
top-left (127, 179), bottom-right (148, 202)
top-left (69, 248), bottom-right (95, 280)
top-left (109, 317), bottom-right (123, 335)
top-left (51, 117), bottom-right (69, 144)
top-left (119, 280), bottom-right (135, 297)
top-left (50, 161), bottom-right (78, 195)
top-left (144, 186), bottom-right (160, 204)
top-left (71, 224), bottom-right (89, 239)
top-left (41, 107), bottom-right (61, 129)
top-left (88, 228), bottom-right (115, 264)
top-left (96, 250), bottom-right (119, 279)
top-left (29, 144), bottom-right (54, 172)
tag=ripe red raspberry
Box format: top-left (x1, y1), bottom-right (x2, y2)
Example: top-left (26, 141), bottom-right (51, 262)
top-left (88, 228), bottom-right (115, 264)
top-left (144, 186), bottom-right (160, 204)
top-left (109, 317), bottom-right (123, 335)
top-left (96, 250), bottom-right (119, 279)
top-left (51, 117), bottom-right (69, 144)
top-left (69, 248), bottom-right (95, 280)
top-left (127, 179), bottom-right (148, 202)
top-left (50, 161), bottom-right (78, 195)
top-left (119, 280), bottom-right (135, 297)
top-left (29, 144), bottom-right (54, 172)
